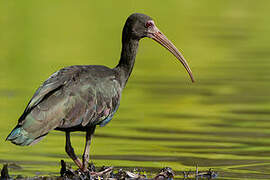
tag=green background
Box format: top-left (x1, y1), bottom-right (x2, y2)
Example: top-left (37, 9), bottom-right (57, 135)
top-left (1, 0), bottom-right (270, 179)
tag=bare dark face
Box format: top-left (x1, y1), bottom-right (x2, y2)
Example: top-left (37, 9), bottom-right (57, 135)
top-left (125, 13), bottom-right (195, 82)
top-left (124, 13), bottom-right (152, 40)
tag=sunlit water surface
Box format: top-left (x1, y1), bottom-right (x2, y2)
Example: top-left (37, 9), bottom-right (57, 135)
top-left (1, 1), bottom-right (270, 179)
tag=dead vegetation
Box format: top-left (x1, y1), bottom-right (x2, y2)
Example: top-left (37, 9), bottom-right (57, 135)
top-left (0, 161), bottom-right (217, 180)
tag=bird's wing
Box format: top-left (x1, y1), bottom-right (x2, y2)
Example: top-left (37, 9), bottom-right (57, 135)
top-left (8, 66), bottom-right (85, 145)
top-left (18, 66), bottom-right (80, 123)
top-left (19, 65), bottom-right (121, 129)
top-left (9, 66), bottom-right (121, 146)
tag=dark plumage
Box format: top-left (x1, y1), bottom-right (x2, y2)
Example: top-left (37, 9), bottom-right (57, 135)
top-left (6, 13), bottom-right (194, 171)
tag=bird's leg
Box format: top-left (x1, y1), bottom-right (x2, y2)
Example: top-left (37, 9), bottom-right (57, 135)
top-left (65, 131), bottom-right (83, 170)
top-left (82, 126), bottom-right (96, 172)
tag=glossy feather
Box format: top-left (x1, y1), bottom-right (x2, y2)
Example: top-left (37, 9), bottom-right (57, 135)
top-left (7, 65), bottom-right (122, 145)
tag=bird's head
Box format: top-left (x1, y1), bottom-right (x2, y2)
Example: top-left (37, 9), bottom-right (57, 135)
top-left (123, 13), bottom-right (195, 83)
top-left (123, 13), bottom-right (152, 40)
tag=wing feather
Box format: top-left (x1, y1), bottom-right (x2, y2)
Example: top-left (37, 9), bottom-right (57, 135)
top-left (16, 65), bottom-right (121, 137)
top-left (18, 66), bottom-right (80, 123)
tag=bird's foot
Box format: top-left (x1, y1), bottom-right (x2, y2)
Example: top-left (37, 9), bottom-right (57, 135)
top-left (89, 166), bottom-right (113, 177)
top-left (77, 163), bottom-right (113, 179)
top-left (60, 160), bottom-right (115, 179)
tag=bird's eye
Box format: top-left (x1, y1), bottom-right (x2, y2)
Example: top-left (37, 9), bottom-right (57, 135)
top-left (145, 21), bottom-right (154, 28)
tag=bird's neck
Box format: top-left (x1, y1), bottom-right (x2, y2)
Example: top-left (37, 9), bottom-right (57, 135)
top-left (115, 37), bottom-right (139, 87)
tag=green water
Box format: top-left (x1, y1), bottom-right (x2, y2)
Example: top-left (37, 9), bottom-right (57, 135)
top-left (1, 0), bottom-right (270, 179)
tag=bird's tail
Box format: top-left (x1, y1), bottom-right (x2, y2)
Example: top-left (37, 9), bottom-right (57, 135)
top-left (6, 126), bottom-right (46, 146)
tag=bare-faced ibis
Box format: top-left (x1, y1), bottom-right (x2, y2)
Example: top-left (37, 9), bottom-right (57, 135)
top-left (6, 13), bottom-right (194, 171)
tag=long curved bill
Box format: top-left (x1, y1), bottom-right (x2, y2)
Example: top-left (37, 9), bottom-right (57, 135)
top-left (147, 22), bottom-right (195, 83)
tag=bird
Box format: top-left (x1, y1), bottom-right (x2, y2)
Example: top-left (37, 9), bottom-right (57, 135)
top-left (6, 13), bottom-right (195, 172)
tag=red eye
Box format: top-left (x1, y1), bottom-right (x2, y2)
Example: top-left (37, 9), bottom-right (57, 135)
top-left (145, 21), bottom-right (154, 28)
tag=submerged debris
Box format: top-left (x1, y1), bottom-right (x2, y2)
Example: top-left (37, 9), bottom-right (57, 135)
top-left (154, 167), bottom-right (174, 180)
top-left (60, 161), bottom-right (147, 180)
top-left (1, 164), bottom-right (10, 179)
top-left (0, 161), bottom-right (217, 180)
top-left (182, 165), bottom-right (218, 179)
